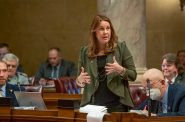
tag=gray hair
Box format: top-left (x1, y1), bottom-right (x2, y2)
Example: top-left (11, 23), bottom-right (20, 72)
top-left (162, 53), bottom-right (184, 74)
top-left (2, 53), bottom-right (19, 66)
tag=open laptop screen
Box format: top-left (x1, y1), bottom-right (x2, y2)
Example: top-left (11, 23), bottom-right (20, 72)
top-left (14, 91), bottom-right (47, 110)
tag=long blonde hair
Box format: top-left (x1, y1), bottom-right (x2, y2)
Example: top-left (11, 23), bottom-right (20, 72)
top-left (87, 15), bottom-right (118, 58)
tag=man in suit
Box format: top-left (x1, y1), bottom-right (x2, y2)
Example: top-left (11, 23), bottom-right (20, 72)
top-left (140, 68), bottom-right (185, 116)
top-left (2, 53), bottom-right (29, 85)
top-left (161, 53), bottom-right (185, 84)
top-left (0, 60), bottom-right (25, 106)
top-left (34, 47), bottom-right (77, 85)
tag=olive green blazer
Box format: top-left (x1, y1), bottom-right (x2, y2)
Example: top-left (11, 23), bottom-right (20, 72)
top-left (77, 41), bottom-right (137, 107)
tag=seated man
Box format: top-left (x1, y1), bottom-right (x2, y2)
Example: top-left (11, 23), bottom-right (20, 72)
top-left (138, 68), bottom-right (185, 116)
top-left (0, 60), bottom-right (25, 106)
top-left (34, 47), bottom-right (77, 85)
top-left (0, 43), bottom-right (24, 72)
top-left (161, 53), bottom-right (185, 84)
top-left (177, 50), bottom-right (185, 69)
top-left (2, 53), bottom-right (29, 85)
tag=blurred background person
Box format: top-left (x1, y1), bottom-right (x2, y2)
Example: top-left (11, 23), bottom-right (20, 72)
top-left (2, 53), bottom-right (29, 85)
top-left (177, 50), bottom-right (185, 69)
top-left (140, 68), bottom-right (185, 116)
top-left (34, 47), bottom-right (77, 86)
top-left (0, 60), bottom-right (25, 106)
top-left (161, 53), bottom-right (185, 84)
top-left (0, 43), bottom-right (10, 60)
top-left (0, 42), bottom-right (24, 73)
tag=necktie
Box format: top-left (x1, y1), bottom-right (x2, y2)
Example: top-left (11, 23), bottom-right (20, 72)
top-left (52, 66), bottom-right (58, 78)
top-left (168, 80), bottom-right (172, 84)
top-left (53, 66), bottom-right (58, 78)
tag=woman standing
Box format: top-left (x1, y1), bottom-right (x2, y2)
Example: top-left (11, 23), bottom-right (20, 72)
top-left (76, 15), bottom-right (137, 112)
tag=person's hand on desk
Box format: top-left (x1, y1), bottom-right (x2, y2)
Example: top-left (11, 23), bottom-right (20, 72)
top-left (39, 78), bottom-right (47, 86)
top-left (130, 106), bottom-right (157, 116)
top-left (46, 80), bottom-right (54, 85)
top-left (142, 105), bottom-right (157, 116)
top-left (76, 67), bottom-right (91, 87)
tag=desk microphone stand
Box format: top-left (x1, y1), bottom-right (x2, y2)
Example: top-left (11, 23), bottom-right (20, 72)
top-left (147, 79), bottom-right (151, 117)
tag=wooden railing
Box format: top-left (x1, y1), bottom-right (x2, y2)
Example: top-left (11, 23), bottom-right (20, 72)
top-left (1, 84), bottom-right (185, 122)
top-left (1, 108), bottom-right (185, 122)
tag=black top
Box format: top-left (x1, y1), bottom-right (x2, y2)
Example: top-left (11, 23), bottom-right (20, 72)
top-left (93, 55), bottom-right (119, 108)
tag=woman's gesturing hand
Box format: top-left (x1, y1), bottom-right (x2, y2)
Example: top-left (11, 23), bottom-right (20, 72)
top-left (76, 67), bottom-right (91, 87)
top-left (105, 56), bottom-right (125, 75)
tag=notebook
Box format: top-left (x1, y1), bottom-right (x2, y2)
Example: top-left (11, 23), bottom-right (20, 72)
top-left (14, 91), bottom-right (47, 110)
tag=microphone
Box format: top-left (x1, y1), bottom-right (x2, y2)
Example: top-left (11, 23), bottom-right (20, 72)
top-left (146, 79), bottom-right (151, 116)
top-left (17, 82), bottom-right (22, 92)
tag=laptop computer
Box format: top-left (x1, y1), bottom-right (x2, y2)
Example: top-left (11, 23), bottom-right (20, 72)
top-left (14, 91), bottom-right (47, 110)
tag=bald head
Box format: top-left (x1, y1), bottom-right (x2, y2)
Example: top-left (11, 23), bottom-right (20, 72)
top-left (142, 68), bottom-right (165, 88)
top-left (48, 47), bottom-right (61, 66)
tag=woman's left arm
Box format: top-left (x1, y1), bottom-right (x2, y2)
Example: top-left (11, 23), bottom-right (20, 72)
top-left (119, 42), bottom-right (137, 81)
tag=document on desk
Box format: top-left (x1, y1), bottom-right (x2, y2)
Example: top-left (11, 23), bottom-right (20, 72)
top-left (79, 104), bottom-right (107, 113)
top-left (80, 105), bottom-right (107, 122)
top-left (14, 106), bottom-right (36, 110)
top-left (87, 111), bottom-right (106, 122)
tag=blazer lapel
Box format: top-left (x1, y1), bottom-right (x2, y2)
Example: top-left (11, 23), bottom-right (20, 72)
top-left (174, 74), bottom-right (182, 84)
top-left (5, 84), bottom-right (12, 97)
top-left (89, 58), bottom-right (98, 79)
top-left (107, 53), bottom-right (115, 84)
top-left (59, 65), bottom-right (65, 77)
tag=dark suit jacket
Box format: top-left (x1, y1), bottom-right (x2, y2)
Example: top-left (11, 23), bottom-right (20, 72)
top-left (34, 59), bottom-right (77, 84)
top-left (5, 83), bottom-right (25, 107)
top-left (159, 83), bottom-right (185, 116)
top-left (174, 72), bottom-right (185, 84)
top-left (134, 84), bottom-right (185, 116)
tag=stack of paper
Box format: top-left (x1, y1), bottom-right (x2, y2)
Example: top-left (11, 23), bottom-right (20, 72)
top-left (14, 106), bottom-right (36, 110)
top-left (80, 105), bottom-right (108, 122)
top-left (79, 105), bottom-right (107, 113)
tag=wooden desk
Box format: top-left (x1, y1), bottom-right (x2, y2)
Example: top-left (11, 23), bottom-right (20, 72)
top-left (74, 112), bottom-right (185, 122)
top-left (43, 93), bottom-right (81, 110)
top-left (2, 108), bottom-right (185, 122)
top-left (74, 111), bottom-right (112, 122)
top-left (11, 109), bottom-right (58, 122)
top-left (132, 115), bottom-right (185, 122)
top-left (0, 108), bottom-right (76, 122)
top-left (0, 107), bottom-right (11, 122)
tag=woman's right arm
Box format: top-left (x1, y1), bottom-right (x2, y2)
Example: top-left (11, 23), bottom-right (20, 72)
top-left (76, 47), bottom-right (91, 87)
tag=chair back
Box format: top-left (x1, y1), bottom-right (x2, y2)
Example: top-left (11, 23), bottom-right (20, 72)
top-left (129, 83), bottom-right (147, 107)
top-left (54, 77), bottom-right (80, 94)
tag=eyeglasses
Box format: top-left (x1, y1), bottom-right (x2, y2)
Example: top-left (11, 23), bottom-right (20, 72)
top-left (144, 80), bottom-right (164, 90)
top-left (7, 64), bottom-right (17, 68)
top-left (161, 64), bottom-right (174, 68)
